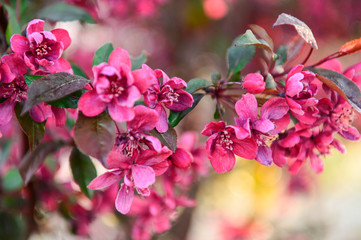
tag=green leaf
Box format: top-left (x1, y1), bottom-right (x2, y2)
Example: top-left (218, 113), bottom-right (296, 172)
top-left (273, 13), bottom-right (318, 49)
top-left (0, 211), bottom-right (25, 240)
top-left (275, 45), bottom-right (288, 66)
top-left (19, 140), bottom-right (66, 184)
top-left (74, 111), bottom-right (116, 167)
top-left (211, 72), bottom-right (221, 85)
top-left (4, 5), bottom-right (21, 45)
top-left (15, 103), bottom-right (46, 152)
top-left (214, 103), bottom-right (225, 121)
top-left (21, 72), bottom-right (90, 115)
top-left (71, 63), bottom-right (88, 79)
top-left (185, 78), bottom-right (212, 93)
top-left (308, 68), bottom-right (361, 113)
top-left (227, 41), bottom-right (255, 77)
top-left (70, 148), bottom-right (97, 199)
top-left (47, 90), bottom-right (86, 109)
top-left (37, 2), bottom-right (95, 23)
top-left (130, 51), bottom-right (147, 71)
top-left (24, 75), bottom-right (43, 87)
top-left (148, 125), bottom-right (177, 152)
top-left (0, 139), bottom-right (12, 167)
top-left (265, 73), bottom-right (277, 89)
top-left (168, 93), bottom-right (204, 127)
top-left (93, 43), bottom-right (114, 66)
top-left (2, 169), bottom-right (23, 191)
top-left (234, 29), bottom-right (274, 53)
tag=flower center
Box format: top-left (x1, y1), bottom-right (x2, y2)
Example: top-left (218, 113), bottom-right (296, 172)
top-left (332, 106), bottom-right (355, 131)
top-left (34, 42), bottom-right (51, 57)
top-left (0, 78), bottom-right (28, 102)
top-left (218, 130), bottom-right (233, 150)
top-left (161, 85), bottom-right (179, 103)
top-left (116, 133), bottom-right (142, 157)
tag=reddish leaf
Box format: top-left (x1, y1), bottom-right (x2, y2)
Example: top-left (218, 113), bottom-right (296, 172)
top-left (340, 37), bottom-right (361, 54)
top-left (308, 68), bottom-right (361, 113)
top-left (21, 72), bottom-right (90, 115)
top-left (19, 140), bottom-right (66, 184)
top-left (249, 24), bottom-right (274, 50)
top-left (273, 13), bottom-right (318, 49)
top-left (74, 111), bottom-right (116, 166)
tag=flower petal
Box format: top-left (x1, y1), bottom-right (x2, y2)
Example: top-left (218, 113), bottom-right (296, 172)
top-left (127, 105), bottom-right (159, 132)
top-left (167, 90), bottom-right (194, 111)
top-left (232, 138), bottom-right (257, 160)
top-left (108, 104), bottom-right (135, 122)
top-left (87, 172), bottom-right (122, 190)
top-left (132, 65), bottom-right (157, 93)
top-left (0, 99), bottom-right (15, 125)
top-left (235, 93), bottom-right (258, 120)
top-left (78, 90), bottom-right (107, 117)
top-left (51, 28), bottom-right (71, 49)
top-left (115, 184), bottom-right (134, 214)
top-left (107, 151), bottom-right (132, 169)
top-left (256, 146), bottom-right (273, 166)
top-left (170, 148), bottom-right (193, 169)
top-left (10, 35), bottom-right (29, 54)
top-left (252, 119), bottom-right (275, 133)
top-left (26, 19), bottom-right (44, 35)
top-left (109, 48), bottom-right (131, 71)
top-left (209, 144), bottom-right (235, 173)
top-left (155, 105), bottom-right (168, 133)
top-left (261, 97), bottom-right (289, 120)
top-left (132, 165), bottom-right (155, 189)
top-left (201, 121), bottom-right (226, 136)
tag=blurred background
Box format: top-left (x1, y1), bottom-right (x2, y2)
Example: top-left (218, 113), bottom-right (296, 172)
top-left (2, 0), bottom-right (361, 239)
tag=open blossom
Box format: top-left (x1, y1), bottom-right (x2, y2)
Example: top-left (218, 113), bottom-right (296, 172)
top-left (144, 67), bottom-right (194, 132)
top-left (201, 121), bottom-right (257, 173)
top-left (242, 73), bottom-right (265, 94)
top-left (235, 93), bottom-right (290, 166)
top-left (88, 146), bottom-right (172, 214)
top-left (116, 105), bottom-right (162, 157)
top-left (79, 48), bottom-right (156, 122)
top-left (285, 64), bottom-right (319, 124)
top-left (10, 19), bottom-right (72, 73)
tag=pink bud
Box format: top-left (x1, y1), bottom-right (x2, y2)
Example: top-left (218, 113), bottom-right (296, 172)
top-left (242, 73), bottom-right (265, 94)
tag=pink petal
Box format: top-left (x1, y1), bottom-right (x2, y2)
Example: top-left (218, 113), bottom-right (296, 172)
top-left (201, 121), bottom-right (226, 136)
top-left (127, 105), bottom-right (159, 132)
top-left (115, 184), bottom-right (134, 214)
top-left (132, 165), bottom-right (155, 188)
top-left (232, 138), bottom-right (257, 160)
top-left (270, 114), bottom-right (290, 135)
top-left (132, 66), bottom-right (157, 93)
top-left (165, 77), bottom-right (187, 89)
top-left (155, 105), bottom-right (168, 133)
top-left (106, 151), bottom-right (132, 169)
top-left (272, 143), bottom-right (287, 167)
top-left (29, 103), bottom-right (52, 122)
top-left (227, 125), bottom-right (250, 139)
top-left (51, 28), bottom-right (71, 49)
top-left (108, 104), bottom-right (135, 122)
top-left (0, 99), bottom-right (15, 125)
top-left (117, 85), bottom-right (140, 107)
top-left (51, 106), bottom-right (66, 127)
top-left (309, 152), bottom-right (324, 173)
top-left (252, 119), bottom-right (275, 133)
top-left (235, 93), bottom-right (258, 121)
top-left (209, 144), bottom-right (236, 173)
top-left (1, 53), bottom-right (27, 77)
top-left (289, 160), bottom-right (303, 174)
top-left (151, 160), bottom-right (170, 176)
top-left (0, 62), bottom-right (15, 83)
top-left (256, 146), bottom-right (273, 166)
top-left (287, 64), bottom-right (304, 77)
top-left (261, 97), bottom-right (289, 120)
top-left (286, 72), bottom-right (304, 97)
top-left (26, 19), bottom-right (44, 35)
top-left (340, 126), bottom-right (361, 141)
top-left (242, 73), bottom-right (265, 94)
top-left (10, 35), bottom-right (29, 54)
top-left (137, 147), bottom-right (172, 166)
top-left (87, 172), bottom-right (122, 189)
top-left (170, 148), bottom-right (193, 169)
top-left (78, 90), bottom-right (107, 117)
top-left (167, 90), bottom-right (194, 111)
top-left (45, 57), bottom-right (72, 73)
top-left (143, 134), bottom-right (162, 152)
top-left (109, 48), bottom-right (131, 71)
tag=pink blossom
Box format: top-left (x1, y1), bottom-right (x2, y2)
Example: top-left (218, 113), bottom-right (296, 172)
top-left (116, 105), bottom-right (162, 157)
top-left (79, 48), bottom-right (156, 122)
top-left (144, 67), bottom-right (194, 132)
top-left (235, 93), bottom-right (290, 166)
top-left (88, 146), bottom-right (172, 214)
top-left (10, 19), bottom-right (72, 72)
top-left (242, 73), bottom-right (265, 94)
top-left (284, 65), bottom-right (319, 124)
top-left (201, 121), bottom-right (257, 173)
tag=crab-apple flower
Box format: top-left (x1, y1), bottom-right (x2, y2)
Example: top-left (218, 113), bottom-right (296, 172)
top-left (88, 146), bottom-right (172, 214)
top-left (116, 105), bottom-right (162, 157)
top-left (284, 65), bottom-right (319, 124)
top-left (10, 19), bottom-right (72, 72)
top-left (201, 121), bottom-right (257, 173)
top-left (235, 93), bottom-right (290, 166)
top-left (79, 48), bottom-right (156, 122)
top-left (144, 67), bottom-right (194, 132)
top-left (242, 73), bottom-right (265, 94)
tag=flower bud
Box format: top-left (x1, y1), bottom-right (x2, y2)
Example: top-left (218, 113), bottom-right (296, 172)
top-left (242, 73), bottom-right (265, 94)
